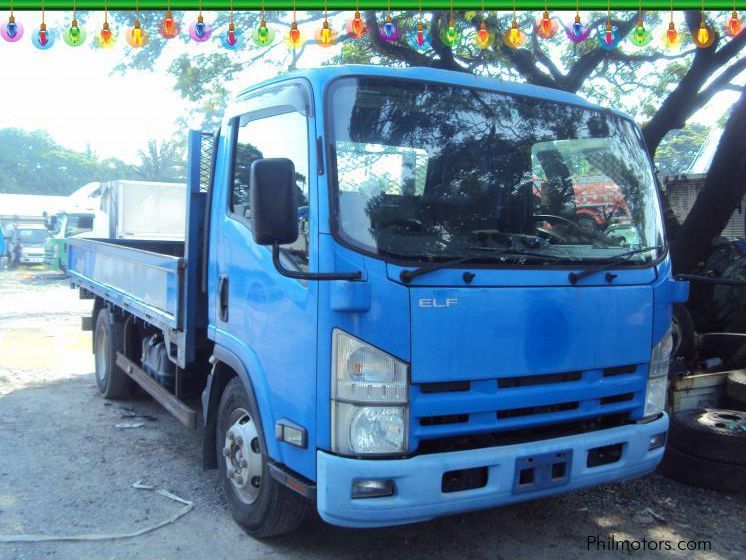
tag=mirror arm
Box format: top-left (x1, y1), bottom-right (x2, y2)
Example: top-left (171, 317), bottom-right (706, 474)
top-left (272, 243), bottom-right (362, 281)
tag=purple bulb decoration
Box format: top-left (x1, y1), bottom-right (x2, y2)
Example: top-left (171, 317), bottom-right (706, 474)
top-left (566, 17), bottom-right (591, 43)
top-left (1, 18), bottom-right (24, 42)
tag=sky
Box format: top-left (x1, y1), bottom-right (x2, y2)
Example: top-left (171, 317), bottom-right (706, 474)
top-left (0, 10), bottom-right (742, 165)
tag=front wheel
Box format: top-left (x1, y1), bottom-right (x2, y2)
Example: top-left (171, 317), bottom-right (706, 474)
top-left (217, 377), bottom-right (309, 538)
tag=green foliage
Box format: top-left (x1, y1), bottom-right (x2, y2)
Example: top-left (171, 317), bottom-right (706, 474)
top-left (654, 123), bottom-right (711, 175)
top-left (130, 139), bottom-right (186, 182)
top-left (0, 129), bottom-right (130, 195)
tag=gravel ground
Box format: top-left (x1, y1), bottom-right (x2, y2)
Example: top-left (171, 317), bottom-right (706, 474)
top-left (0, 269), bottom-right (744, 560)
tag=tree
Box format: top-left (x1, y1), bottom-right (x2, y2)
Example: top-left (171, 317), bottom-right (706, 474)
top-left (0, 128), bottom-right (130, 195)
top-left (130, 139), bottom-right (186, 182)
top-left (654, 123), bottom-right (711, 176)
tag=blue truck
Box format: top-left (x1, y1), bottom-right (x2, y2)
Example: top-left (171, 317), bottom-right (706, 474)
top-left (67, 66), bottom-right (689, 537)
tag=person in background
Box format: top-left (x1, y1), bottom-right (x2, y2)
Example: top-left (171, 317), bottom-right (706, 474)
top-left (11, 235), bottom-right (22, 270)
top-left (0, 228), bottom-right (6, 270)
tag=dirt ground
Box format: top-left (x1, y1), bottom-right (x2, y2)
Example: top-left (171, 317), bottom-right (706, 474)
top-left (0, 270), bottom-right (744, 560)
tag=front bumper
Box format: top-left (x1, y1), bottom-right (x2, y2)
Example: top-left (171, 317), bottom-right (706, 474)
top-left (21, 255), bottom-right (44, 264)
top-left (317, 414), bottom-right (668, 528)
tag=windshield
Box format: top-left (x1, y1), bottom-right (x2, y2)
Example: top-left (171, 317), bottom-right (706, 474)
top-left (65, 214), bottom-right (95, 236)
top-left (16, 228), bottom-right (48, 244)
top-left (328, 77), bottom-right (665, 264)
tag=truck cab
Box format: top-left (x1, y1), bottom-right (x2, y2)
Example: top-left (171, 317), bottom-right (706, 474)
top-left (10, 223), bottom-right (48, 265)
top-left (69, 66), bottom-right (688, 537)
top-left (45, 212), bottom-right (95, 270)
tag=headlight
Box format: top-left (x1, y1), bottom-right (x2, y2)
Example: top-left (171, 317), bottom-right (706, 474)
top-left (331, 330), bottom-right (408, 456)
top-left (644, 328), bottom-right (672, 417)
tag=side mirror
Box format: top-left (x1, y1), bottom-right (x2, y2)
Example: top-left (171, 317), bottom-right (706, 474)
top-left (250, 158), bottom-right (299, 246)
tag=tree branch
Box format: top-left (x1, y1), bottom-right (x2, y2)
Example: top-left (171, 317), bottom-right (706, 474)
top-left (363, 11), bottom-right (438, 69)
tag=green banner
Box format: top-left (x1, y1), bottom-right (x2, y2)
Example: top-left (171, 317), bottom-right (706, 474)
top-left (0, 1), bottom-right (742, 9)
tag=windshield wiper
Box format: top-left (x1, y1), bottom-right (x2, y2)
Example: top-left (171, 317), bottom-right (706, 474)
top-left (567, 246), bottom-right (664, 285)
top-left (399, 247), bottom-right (564, 284)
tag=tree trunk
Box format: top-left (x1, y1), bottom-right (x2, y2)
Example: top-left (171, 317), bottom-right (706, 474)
top-left (670, 88), bottom-right (746, 274)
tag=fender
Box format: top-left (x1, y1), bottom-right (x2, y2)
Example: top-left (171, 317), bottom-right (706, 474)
top-left (201, 344), bottom-right (281, 469)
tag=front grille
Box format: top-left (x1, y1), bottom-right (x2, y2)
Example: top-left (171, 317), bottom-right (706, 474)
top-left (411, 364), bottom-right (646, 454)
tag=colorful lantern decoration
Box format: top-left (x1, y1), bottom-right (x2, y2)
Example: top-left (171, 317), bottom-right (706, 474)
top-left (1, 1), bottom-right (23, 43)
top-left (222, 0), bottom-right (241, 49)
top-left (566, 6), bottom-right (591, 43)
top-left (314, 3), bottom-right (337, 47)
top-left (475, 20), bottom-right (492, 48)
top-left (629, 8), bottom-right (652, 47)
top-left (346, 9), bottom-right (366, 38)
top-left (597, 21), bottom-right (622, 50)
top-left (32, 2), bottom-right (55, 50)
top-left (159, 5), bottom-right (179, 39)
top-left (252, 1), bottom-right (275, 46)
top-left (126, 1), bottom-right (147, 49)
top-left (189, 0), bottom-right (212, 43)
top-left (407, 16), bottom-right (429, 49)
top-left (692, 12), bottom-right (716, 48)
top-left (502, 16), bottom-right (525, 48)
top-left (63, 1), bottom-right (86, 46)
top-left (95, 2), bottom-right (116, 48)
top-left (285, 2), bottom-right (303, 51)
top-left (662, 5), bottom-right (682, 48)
top-left (725, 9), bottom-right (743, 37)
top-left (440, 18), bottom-right (462, 47)
top-left (535, 8), bottom-right (557, 39)
top-left (379, 14), bottom-right (401, 43)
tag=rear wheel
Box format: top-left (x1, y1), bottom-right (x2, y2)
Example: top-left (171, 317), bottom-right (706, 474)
top-left (94, 308), bottom-right (129, 399)
top-left (216, 377), bottom-right (309, 538)
top-left (668, 409), bottom-right (746, 465)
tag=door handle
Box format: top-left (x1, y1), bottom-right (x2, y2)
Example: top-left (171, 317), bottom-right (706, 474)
top-left (219, 275), bottom-right (229, 322)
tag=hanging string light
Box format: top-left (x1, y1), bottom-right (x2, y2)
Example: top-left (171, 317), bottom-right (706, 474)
top-left (725, 0), bottom-right (743, 37)
top-left (378, 0), bottom-right (401, 43)
top-left (597, 0), bottom-right (622, 50)
top-left (285, 0), bottom-right (303, 49)
top-left (346, 1), bottom-right (366, 39)
top-left (692, 0), bottom-right (715, 47)
top-left (474, 0), bottom-right (491, 48)
top-left (222, 0), bottom-right (242, 49)
top-left (315, 0), bottom-right (337, 47)
top-left (253, 0), bottom-right (275, 46)
top-left (1, 0), bottom-right (23, 42)
top-left (32, 0), bottom-right (55, 49)
top-left (126, 0), bottom-right (147, 47)
top-left (440, 0), bottom-right (462, 47)
top-left (502, 0), bottom-right (525, 48)
top-left (159, 0), bottom-right (179, 38)
top-left (566, 0), bottom-right (590, 43)
top-left (535, 0), bottom-right (557, 39)
top-left (96, 0), bottom-right (116, 47)
top-left (63, 0), bottom-right (86, 46)
top-left (662, 0), bottom-right (682, 48)
top-left (189, 0), bottom-right (213, 42)
top-left (629, 0), bottom-right (651, 46)
top-left (407, 0), bottom-right (429, 49)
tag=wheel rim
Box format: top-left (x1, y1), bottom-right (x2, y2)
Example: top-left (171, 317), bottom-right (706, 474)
top-left (95, 323), bottom-right (108, 387)
top-left (222, 408), bottom-right (263, 505)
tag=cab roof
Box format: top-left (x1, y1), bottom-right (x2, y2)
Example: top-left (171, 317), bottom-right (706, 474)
top-left (236, 65), bottom-right (622, 118)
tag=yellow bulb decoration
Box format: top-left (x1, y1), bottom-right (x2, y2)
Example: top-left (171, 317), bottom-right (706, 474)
top-left (315, 19), bottom-right (337, 47)
top-left (502, 19), bottom-right (525, 48)
top-left (475, 21), bottom-right (492, 49)
top-left (693, 16), bottom-right (715, 48)
top-left (126, 19), bottom-right (147, 48)
top-left (286, 21), bottom-right (303, 49)
top-left (96, 20), bottom-right (116, 48)
top-left (725, 10), bottom-right (743, 37)
top-left (662, 21), bottom-right (682, 48)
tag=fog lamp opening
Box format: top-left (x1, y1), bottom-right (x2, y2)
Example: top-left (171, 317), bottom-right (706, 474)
top-left (351, 479), bottom-right (395, 499)
top-left (648, 431), bottom-right (667, 450)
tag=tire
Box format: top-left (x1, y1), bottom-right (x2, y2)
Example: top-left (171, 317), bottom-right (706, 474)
top-left (93, 307), bottom-right (130, 399)
top-left (668, 408), bottom-right (746, 465)
top-left (659, 445), bottom-right (746, 494)
top-left (726, 370), bottom-right (746, 405)
top-left (671, 304), bottom-right (695, 360)
top-left (216, 377), bottom-right (309, 538)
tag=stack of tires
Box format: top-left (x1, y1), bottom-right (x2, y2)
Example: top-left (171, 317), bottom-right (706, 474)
top-left (660, 407), bottom-right (746, 494)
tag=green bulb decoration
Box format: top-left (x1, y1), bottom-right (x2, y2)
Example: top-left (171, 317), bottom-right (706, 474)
top-left (629, 19), bottom-right (652, 46)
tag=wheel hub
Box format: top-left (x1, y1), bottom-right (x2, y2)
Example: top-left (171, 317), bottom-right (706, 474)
top-left (223, 409), bottom-right (263, 504)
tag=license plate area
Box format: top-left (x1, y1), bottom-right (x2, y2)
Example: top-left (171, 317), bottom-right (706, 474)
top-left (513, 449), bottom-right (572, 494)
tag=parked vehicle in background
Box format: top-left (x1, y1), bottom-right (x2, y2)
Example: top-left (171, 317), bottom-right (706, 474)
top-left (9, 223), bottom-right (48, 265)
top-left (66, 67), bottom-right (689, 537)
top-left (44, 181), bottom-right (186, 271)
